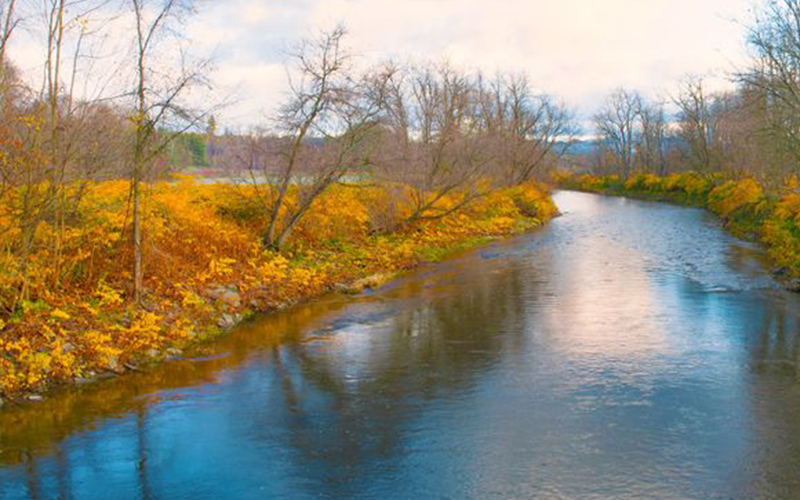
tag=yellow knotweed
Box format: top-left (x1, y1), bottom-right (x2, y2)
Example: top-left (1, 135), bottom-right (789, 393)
top-left (0, 176), bottom-right (556, 396)
top-left (707, 179), bottom-right (764, 218)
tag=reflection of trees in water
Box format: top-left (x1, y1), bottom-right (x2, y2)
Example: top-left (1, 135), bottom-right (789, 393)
top-left (7, 445), bottom-right (71, 500)
top-left (4, 251), bottom-right (541, 499)
top-left (136, 408), bottom-right (152, 500)
top-left (1, 245), bottom-right (548, 499)
top-left (23, 452), bottom-right (39, 500)
top-left (235, 257), bottom-right (536, 496)
top-left (738, 295), bottom-right (800, 498)
top-left (751, 297), bottom-right (800, 380)
top-left (51, 445), bottom-right (72, 500)
top-left (7, 241), bottom-right (800, 499)
top-left (0, 292), bottom-right (357, 472)
top-left (0, 303), bottom-right (349, 498)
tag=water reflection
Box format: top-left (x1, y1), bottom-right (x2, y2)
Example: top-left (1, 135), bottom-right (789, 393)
top-left (749, 295), bottom-right (800, 379)
top-left (3, 191), bottom-right (800, 499)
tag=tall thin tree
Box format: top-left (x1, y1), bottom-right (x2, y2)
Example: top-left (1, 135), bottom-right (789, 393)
top-left (129, 0), bottom-right (211, 302)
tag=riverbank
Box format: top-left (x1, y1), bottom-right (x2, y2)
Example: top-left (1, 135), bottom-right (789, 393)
top-left (553, 171), bottom-right (800, 289)
top-left (0, 179), bottom-right (557, 400)
top-left (6, 190), bottom-right (800, 499)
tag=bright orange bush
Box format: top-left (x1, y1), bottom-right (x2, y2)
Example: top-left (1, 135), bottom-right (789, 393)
top-left (762, 192), bottom-right (800, 273)
top-left (0, 178), bottom-right (556, 396)
top-left (707, 179), bottom-right (765, 218)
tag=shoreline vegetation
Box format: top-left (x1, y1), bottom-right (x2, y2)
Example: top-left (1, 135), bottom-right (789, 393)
top-left (0, 179), bottom-right (557, 401)
top-left (1, 19), bottom-right (572, 404)
top-left (6, 0), bottom-right (800, 408)
top-left (553, 171), bottom-right (800, 290)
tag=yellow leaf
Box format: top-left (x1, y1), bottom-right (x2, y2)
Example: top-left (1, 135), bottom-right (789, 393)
top-left (51, 309), bottom-right (71, 320)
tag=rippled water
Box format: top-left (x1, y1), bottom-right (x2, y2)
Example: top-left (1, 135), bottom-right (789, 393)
top-left (2, 191), bottom-right (800, 500)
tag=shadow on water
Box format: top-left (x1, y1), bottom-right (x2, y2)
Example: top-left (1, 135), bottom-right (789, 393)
top-left (750, 296), bottom-right (800, 379)
top-left (3, 191), bottom-right (800, 499)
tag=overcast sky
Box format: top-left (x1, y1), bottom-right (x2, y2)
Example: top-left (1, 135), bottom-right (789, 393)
top-left (10, 0), bottom-right (758, 130)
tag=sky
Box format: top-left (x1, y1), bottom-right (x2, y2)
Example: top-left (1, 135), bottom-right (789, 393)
top-left (9, 0), bottom-right (758, 131)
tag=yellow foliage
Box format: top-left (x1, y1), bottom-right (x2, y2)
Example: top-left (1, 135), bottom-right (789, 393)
top-left (0, 177), bottom-right (556, 397)
top-left (116, 312), bottom-right (164, 353)
top-left (96, 282), bottom-right (124, 307)
top-left (208, 257), bottom-right (238, 277)
top-left (50, 309), bottom-right (71, 320)
top-left (707, 179), bottom-right (764, 218)
top-left (180, 290), bottom-right (205, 308)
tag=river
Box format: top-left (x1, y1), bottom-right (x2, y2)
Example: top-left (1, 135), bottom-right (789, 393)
top-left (2, 191), bottom-right (800, 499)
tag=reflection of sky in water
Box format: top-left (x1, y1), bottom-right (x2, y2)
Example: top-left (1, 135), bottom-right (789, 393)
top-left (2, 191), bottom-right (800, 499)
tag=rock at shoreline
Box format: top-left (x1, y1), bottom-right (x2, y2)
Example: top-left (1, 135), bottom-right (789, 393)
top-left (207, 285), bottom-right (242, 308)
top-left (786, 279), bottom-right (800, 293)
top-left (770, 267), bottom-right (800, 292)
top-left (106, 356), bottom-right (122, 373)
top-left (165, 347), bottom-right (184, 361)
top-left (336, 274), bottom-right (391, 294)
top-left (218, 312), bottom-right (242, 329)
top-left (773, 266), bottom-right (791, 277)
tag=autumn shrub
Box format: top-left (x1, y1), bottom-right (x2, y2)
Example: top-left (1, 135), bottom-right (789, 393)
top-left (624, 173), bottom-right (659, 191)
top-left (762, 193), bottom-right (800, 273)
top-left (707, 179), bottom-right (765, 218)
top-left (292, 185), bottom-right (372, 247)
top-left (361, 184), bottom-right (412, 234)
top-left (0, 177), bottom-right (555, 397)
top-left (553, 171), bottom-right (718, 203)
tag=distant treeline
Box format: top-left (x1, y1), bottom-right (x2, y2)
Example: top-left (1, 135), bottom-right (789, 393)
top-left (569, 0), bottom-right (800, 186)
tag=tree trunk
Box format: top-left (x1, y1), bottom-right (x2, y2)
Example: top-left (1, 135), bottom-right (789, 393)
top-left (132, 172), bottom-right (143, 303)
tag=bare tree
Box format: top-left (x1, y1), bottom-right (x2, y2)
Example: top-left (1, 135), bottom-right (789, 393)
top-left (594, 88), bottom-right (642, 179)
top-left (3, 0), bottom-right (122, 301)
top-left (638, 100), bottom-right (668, 175)
top-left (741, 0), bottom-right (800, 168)
top-left (674, 78), bottom-right (720, 172)
top-left (372, 63), bottom-right (495, 229)
top-left (240, 26), bottom-right (390, 250)
top-left (477, 74), bottom-right (574, 184)
top-left (129, 0), bottom-right (212, 301)
top-left (717, 85), bottom-right (797, 180)
top-left (0, 0), bottom-right (18, 86)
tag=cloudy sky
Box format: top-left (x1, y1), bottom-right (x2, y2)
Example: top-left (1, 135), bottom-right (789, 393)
top-left (11, 0), bottom-right (758, 130)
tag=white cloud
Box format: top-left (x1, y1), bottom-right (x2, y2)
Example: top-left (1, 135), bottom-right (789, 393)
top-left (9, 0), bottom-right (757, 128)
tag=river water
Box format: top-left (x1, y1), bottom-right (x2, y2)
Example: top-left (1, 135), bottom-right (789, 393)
top-left (2, 191), bottom-right (800, 499)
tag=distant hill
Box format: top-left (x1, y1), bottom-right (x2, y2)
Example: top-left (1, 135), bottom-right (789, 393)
top-left (560, 136), bottom-right (686, 158)
top-left (562, 139), bottom-right (599, 157)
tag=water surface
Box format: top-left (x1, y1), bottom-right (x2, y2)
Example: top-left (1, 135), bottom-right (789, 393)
top-left (2, 191), bottom-right (800, 499)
